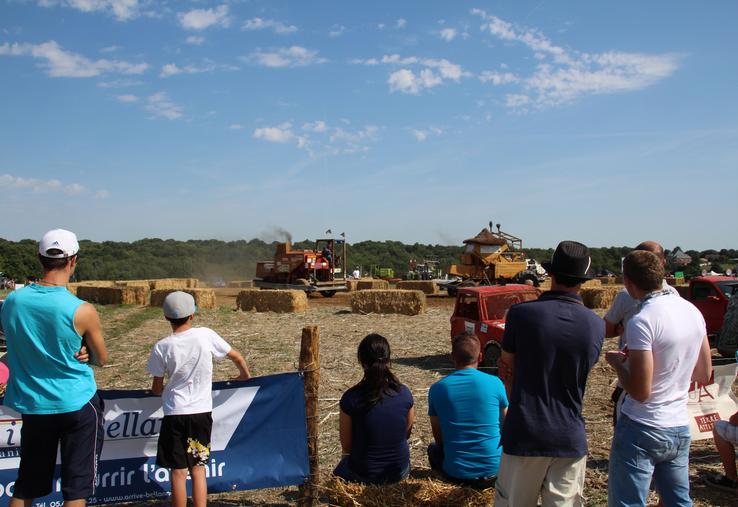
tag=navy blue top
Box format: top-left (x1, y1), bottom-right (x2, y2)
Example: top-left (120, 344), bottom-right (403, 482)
top-left (501, 290), bottom-right (604, 457)
top-left (340, 383), bottom-right (413, 483)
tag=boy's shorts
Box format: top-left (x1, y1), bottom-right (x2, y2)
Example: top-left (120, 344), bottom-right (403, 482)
top-left (714, 420), bottom-right (738, 444)
top-left (14, 392), bottom-right (104, 501)
top-left (156, 412), bottom-right (212, 469)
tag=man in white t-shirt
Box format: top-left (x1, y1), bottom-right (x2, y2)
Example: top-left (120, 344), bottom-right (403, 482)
top-left (606, 251), bottom-right (712, 506)
top-left (604, 241), bottom-right (679, 425)
top-left (147, 291), bottom-right (251, 507)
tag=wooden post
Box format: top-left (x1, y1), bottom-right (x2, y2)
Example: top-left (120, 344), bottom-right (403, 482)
top-left (298, 326), bottom-right (320, 506)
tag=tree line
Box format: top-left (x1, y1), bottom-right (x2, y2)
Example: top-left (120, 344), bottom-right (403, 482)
top-left (1, 237), bottom-right (736, 283)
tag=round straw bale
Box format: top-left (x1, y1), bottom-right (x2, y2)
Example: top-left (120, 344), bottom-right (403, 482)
top-left (236, 289), bottom-right (308, 313)
top-left (396, 280), bottom-right (439, 295)
top-left (351, 289), bottom-right (426, 316)
top-left (150, 288), bottom-right (216, 309)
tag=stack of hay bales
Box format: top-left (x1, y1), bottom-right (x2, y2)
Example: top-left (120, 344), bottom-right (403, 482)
top-left (236, 289), bottom-right (308, 313)
top-left (357, 279), bottom-right (390, 290)
top-left (150, 288), bottom-right (216, 309)
top-left (345, 280), bottom-right (359, 292)
top-left (76, 286), bottom-right (148, 305)
top-left (351, 290), bottom-right (426, 316)
top-left (580, 286), bottom-right (621, 309)
top-left (67, 280), bottom-right (117, 296)
top-left (581, 279), bottom-right (602, 289)
top-left (228, 280), bottom-right (253, 288)
top-left (396, 280), bottom-right (439, 295)
top-left (115, 280), bottom-right (151, 288)
top-left (149, 278), bottom-right (199, 290)
top-left (598, 276), bottom-right (617, 285)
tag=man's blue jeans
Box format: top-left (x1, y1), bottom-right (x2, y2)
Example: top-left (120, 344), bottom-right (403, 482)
top-left (608, 414), bottom-right (691, 506)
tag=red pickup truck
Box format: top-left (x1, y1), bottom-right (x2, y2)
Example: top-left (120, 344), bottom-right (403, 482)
top-left (677, 276), bottom-right (738, 338)
top-left (450, 285), bottom-right (540, 369)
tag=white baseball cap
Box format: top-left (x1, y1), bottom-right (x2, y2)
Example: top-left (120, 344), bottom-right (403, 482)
top-left (39, 229), bottom-right (80, 258)
top-left (163, 291), bottom-right (196, 319)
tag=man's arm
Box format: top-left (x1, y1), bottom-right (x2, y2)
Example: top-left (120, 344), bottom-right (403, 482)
top-left (429, 415), bottom-right (443, 446)
top-left (406, 406), bottom-right (415, 439)
top-left (499, 350), bottom-right (515, 400)
top-left (604, 318), bottom-right (623, 338)
top-left (73, 303), bottom-right (108, 367)
top-left (605, 349), bottom-right (653, 402)
top-left (339, 410), bottom-right (352, 455)
top-left (226, 349), bottom-right (251, 380)
top-left (691, 334), bottom-right (712, 385)
top-left (500, 406), bottom-right (507, 427)
top-left (150, 376), bottom-right (164, 396)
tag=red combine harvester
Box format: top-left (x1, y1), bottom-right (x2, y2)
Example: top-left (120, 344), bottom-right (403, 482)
top-left (254, 237), bottom-right (347, 297)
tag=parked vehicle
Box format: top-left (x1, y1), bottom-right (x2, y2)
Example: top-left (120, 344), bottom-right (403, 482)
top-left (677, 275), bottom-right (738, 354)
top-left (450, 285), bottom-right (541, 369)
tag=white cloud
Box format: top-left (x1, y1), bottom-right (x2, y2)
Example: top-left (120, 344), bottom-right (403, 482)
top-left (64, 183), bottom-right (86, 195)
top-left (382, 54), bottom-right (418, 65)
top-left (39, 0), bottom-right (142, 22)
top-left (505, 94), bottom-right (530, 107)
top-left (160, 60), bottom-right (237, 78)
top-left (185, 35), bottom-right (205, 46)
top-left (0, 41), bottom-right (147, 78)
top-left (242, 17), bottom-right (297, 34)
top-left (377, 23), bottom-right (385, 30)
top-left (479, 70), bottom-right (518, 85)
top-left (350, 57), bottom-right (379, 66)
top-left (100, 45), bottom-right (121, 53)
top-left (114, 93), bottom-right (138, 103)
top-left (439, 28), bottom-right (456, 41)
top-left (383, 55), bottom-right (467, 94)
top-left (94, 189), bottom-right (110, 199)
top-left (145, 92), bottom-right (183, 120)
top-left (253, 122), bottom-right (295, 143)
top-left (396, 18), bottom-right (407, 29)
top-left (422, 58), bottom-right (465, 81)
top-left (97, 78), bottom-right (143, 88)
top-left (329, 25), bottom-right (345, 38)
top-left (178, 4), bottom-right (230, 31)
top-left (411, 127), bottom-right (443, 142)
top-left (302, 120), bottom-right (327, 133)
top-left (246, 46), bottom-right (327, 68)
top-left (0, 173), bottom-right (96, 195)
top-left (229, 124), bottom-right (243, 130)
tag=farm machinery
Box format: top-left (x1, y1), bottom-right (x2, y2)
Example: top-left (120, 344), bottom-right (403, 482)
top-left (440, 223), bottom-right (545, 296)
top-left (406, 258), bottom-right (443, 280)
top-left (254, 237), bottom-right (347, 297)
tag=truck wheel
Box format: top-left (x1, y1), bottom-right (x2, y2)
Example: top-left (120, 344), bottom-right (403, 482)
top-left (481, 342), bottom-right (502, 372)
top-left (321, 290), bottom-right (336, 298)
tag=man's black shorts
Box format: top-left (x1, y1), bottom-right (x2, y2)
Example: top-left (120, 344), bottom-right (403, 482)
top-left (14, 392), bottom-right (104, 501)
top-left (156, 412), bottom-right (212, 469)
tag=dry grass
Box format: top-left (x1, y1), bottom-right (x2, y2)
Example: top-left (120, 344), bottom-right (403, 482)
top-left (150, 288), bottom-right (216, 309)
top-left (351, 290), bottom-right (426, 316)
top-left (90, 300), bottom-right (736, 507)
top-left (235, 289), bottom-right (308, 313)
top-left (396, 281), bottom-right (439, 295)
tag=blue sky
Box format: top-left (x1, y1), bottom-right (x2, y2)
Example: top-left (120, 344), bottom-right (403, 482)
top-left (1, 1), bottom-right (737, 249)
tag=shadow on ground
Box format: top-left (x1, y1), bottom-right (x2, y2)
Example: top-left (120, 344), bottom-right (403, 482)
top-left (395, 354), bottom-right (453, 374)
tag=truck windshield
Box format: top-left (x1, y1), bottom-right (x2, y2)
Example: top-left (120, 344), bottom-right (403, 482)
top-left (484, 291), bottom-right (538, 320)
top-left (717, 282), bottom-right (738, 298)
top-left (456, 294), bottom-right (479, 320)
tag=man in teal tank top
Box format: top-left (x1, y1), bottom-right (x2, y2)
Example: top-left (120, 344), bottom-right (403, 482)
top-left (0, 229), bottom-right (108, 507)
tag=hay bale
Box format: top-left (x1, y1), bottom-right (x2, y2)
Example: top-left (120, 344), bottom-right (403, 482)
top-left (76, 286), bottom-right (148, 305)
top-left (149, 288), bottom-right (216, 309)
top-left (581, 279), bottom-right (602, 288)
top-left (396, 280), bottom-right (439, 295)
top-left (345, 280), bottom-right (359, 292)
top-left (351, 289), bottom-right (426, 316)
top-left (236, 289), bottom-right (308, 313)
top-left (580, 286), bottom-right (621, 309)
top-left (598, 276), bottom-right (617, 285)
top-left (149, 278), bottom-right (198, 290)
top-left (227, 280), bottom-right (254, 288)
top-left (324, 476), bottom-right (494, 507)
top-left (357, 279), bottom-right (390, 290)
top-left (115, 280), bottom-right (151, 288)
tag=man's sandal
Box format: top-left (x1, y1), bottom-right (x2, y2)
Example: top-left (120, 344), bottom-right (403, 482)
top-left (704, 473), bottom-right (738, 493)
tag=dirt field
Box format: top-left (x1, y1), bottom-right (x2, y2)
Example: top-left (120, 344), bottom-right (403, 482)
top-left (90, 292), bottom-right (736, 506)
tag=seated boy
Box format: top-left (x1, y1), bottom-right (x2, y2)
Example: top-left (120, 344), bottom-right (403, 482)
top-left (147, 292), bottom-right (251, 507)
top-left (705, 410), bottom-right (738, 493)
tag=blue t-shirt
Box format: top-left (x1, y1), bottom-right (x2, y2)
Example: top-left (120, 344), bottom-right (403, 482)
top-left (0, 285), bottom-right (97, 414)
top-left (501, 290), bottom-right (604, 457)
top-left (428, 368), bottom-right (508, 479)
top-left (340, 382), bottom-right (413, 483)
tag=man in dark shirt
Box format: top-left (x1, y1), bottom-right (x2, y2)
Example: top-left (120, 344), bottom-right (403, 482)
top-left (494, 240), bottom-right (604, 507)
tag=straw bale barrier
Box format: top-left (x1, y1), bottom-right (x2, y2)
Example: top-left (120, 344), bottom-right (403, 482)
top-left (235, 289), bottom-right (308, 313)
top-left (351, 289), bottom-right (426, 316)
top-left (598, 276), bottom-right (617, 285)
top-left (581, 286), bottom-right (621, 309)
top-left (396, 280), bottom-right (439, 295)
top-left (227, 280), bottom-right (254, 288)
top-left (67, 280), bottom-right (117, 296)
top-left (580, 279), bottom-right (602, 288)
top-left (76, 286), bottom-right (148, 306)
top-left (345, 280), bottom-right (359, 292)
top-left (115, 280), bottom-right (151, 288)
top-left (325, 476), bottom-right (493, 507)
top-left (150, 289), bottom-right (216, 309)
top-left (149, 278), bottom-right (199, 290)
top-left (357, 279), bottom-right (390, 290)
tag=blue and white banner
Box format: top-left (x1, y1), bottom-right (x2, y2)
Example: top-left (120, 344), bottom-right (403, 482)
top-left (0, 372), bottom-right (309, 506)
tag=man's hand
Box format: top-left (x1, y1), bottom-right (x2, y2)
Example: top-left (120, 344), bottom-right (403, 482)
top-left (605, 350), bottom-right (627, 369)
top-left (75, 345), bottom-right (90, 364)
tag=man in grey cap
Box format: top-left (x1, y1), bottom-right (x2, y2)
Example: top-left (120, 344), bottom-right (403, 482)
top-left (147, 291), bottom-right (251, 507)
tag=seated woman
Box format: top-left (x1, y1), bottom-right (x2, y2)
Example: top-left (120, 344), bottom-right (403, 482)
top-left (334, 333), bottom-right (415, 484)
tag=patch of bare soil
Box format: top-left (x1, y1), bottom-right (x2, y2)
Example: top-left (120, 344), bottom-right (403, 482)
top-left (95, 302), bottom-right (736, 506)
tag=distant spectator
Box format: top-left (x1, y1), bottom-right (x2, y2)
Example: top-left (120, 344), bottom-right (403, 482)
top-left (334, 334), bottom-right (414, 484)
top-left (352, 267), bottom-right (361, 280)
top-left (0, 228), bottom-right (107, 506)
top-left (428, 332), bottom-right (507, 486)
top-left (705, 410), bottom-right (738, 493)
top-left (147, 291), bottom-right (251, 507)
top-left (604, 241), bottom-right (679, 425)
top-left (606, 250), bottom-right (712, 506)
top-left (495, 240), bottom-right (604, 506)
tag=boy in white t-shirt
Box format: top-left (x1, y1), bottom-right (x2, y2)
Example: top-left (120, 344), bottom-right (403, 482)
top-left (147, 291), bottom-right (251, 507)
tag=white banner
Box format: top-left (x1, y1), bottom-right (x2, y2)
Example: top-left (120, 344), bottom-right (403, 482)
top-left (687, 363), bottom-right (738, 440)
